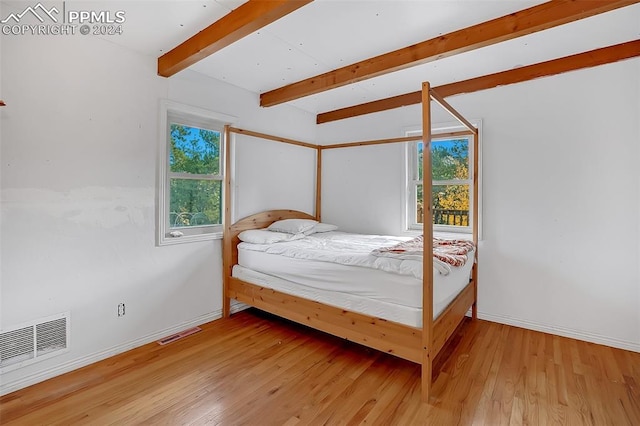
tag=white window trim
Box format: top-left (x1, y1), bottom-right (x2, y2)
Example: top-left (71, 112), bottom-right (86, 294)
top-left (403, 119), bottom-right (482, 238)
top-left (157, 100), bottom-right (236, 246)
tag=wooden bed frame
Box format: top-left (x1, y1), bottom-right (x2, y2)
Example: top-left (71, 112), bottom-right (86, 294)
top-left (222, 82), bottom-right (479, 402)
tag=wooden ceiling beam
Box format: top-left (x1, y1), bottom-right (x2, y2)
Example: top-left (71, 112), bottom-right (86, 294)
top-left (158, 0), bottom-right (313, 78)
top-left (261, 0), bottom-right (639, 107)
top-left (316, 40), bottom-right (640, 124)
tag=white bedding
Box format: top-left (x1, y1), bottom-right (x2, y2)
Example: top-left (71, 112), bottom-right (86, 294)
top-left (238, 231), bottom-right (452, 279)
top-left (234, 231), bottom-right (475, 327)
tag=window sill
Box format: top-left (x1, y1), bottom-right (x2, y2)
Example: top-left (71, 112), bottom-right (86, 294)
top-left (404, 229), bottom-right (473, 241)
top-left (157, 231), bottom-right (223, 246)
top-left (434, 231), bottom-right (473, 241)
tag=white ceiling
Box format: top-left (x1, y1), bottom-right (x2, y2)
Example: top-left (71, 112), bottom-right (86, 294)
top-left (3, 0), bottom-right (639, 115)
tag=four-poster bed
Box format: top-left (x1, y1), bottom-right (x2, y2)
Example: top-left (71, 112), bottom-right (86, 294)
top-left (222, 82), bottom-right (479, 402)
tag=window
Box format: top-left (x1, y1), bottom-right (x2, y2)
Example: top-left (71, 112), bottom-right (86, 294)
top-left (157, 101), bottom-right (235, 245)
top-left (406, 122), bottom-right (480, 234)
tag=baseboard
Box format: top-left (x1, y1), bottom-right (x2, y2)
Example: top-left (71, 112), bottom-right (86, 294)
top-left (231, 301), bottom-right (249, 314)
top-left (478, 311), bottom-right (640, 353)
top-left (0, 305), bottom-right (243, 396)
top-left (7, 305), bottom-right (633, 396)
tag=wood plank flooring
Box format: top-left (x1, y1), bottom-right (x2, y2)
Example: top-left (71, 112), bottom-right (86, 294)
top-left (1, 309), bottom-right (639, 425)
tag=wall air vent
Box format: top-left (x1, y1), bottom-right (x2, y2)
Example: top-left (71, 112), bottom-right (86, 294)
top-left (0, 313), bottom-right (70, 372)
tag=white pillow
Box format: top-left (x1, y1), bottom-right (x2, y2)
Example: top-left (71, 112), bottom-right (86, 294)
top-left (267, 218), bottom-right (318, 234)
top-left (238, 229), bottom-right (305, 244)
top-left (306, 223), bottom-right (339, 234)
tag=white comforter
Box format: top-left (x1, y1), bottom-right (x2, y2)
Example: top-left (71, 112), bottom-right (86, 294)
top-left (238, 231), bottom-right (453, 279)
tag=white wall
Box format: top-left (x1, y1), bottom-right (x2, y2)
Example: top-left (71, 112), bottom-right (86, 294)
top-left (0, 34), bottom-right (316, 394)
top-left (318, 59), bottom-right (640, 351)
top-left (0, 1), bottom-right (4, 329)
top-left (322, 143), bottom-right (407, 235)
top-left (637, 61), bottom-right (640, 352)
top-left (168, 71), bottom-right (317, 220)
top-left (319, 92), bottom-right (451, 235)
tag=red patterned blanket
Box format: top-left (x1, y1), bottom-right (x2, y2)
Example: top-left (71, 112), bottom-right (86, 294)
top-left (372, 235), bottom-right (475, 267)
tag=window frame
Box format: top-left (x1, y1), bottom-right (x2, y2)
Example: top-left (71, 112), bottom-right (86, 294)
top-left (405, 120), bottom-right (481, 235)
top-left (157, 100), bottom-right (235, 246)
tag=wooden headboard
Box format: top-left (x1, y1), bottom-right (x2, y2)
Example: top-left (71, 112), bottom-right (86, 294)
top-left (223, 209), bottom-right (316, 281)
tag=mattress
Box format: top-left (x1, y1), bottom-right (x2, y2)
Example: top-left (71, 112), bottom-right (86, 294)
top-left (234, 239), bottom-right (475, 327)
top-left (233, 264), bottom-right (424, 327)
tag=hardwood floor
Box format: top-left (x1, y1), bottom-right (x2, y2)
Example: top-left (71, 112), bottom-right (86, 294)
top-left (1, 309), bottom-right (639, 425)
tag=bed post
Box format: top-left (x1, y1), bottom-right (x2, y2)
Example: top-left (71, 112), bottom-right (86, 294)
top-left (472, 127), bottom-right (479, 320)
top-left (222, 125), bottom-right (232, 318)
top-left (421, 82), bottom-right (434, 402)
top-left (316, 147), bottom-right (322, 221)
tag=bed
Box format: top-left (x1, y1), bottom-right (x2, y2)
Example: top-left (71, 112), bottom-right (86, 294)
top-left (223, 212), bottom-right (478, 400)
top-left (222, 82), bottom-right (479, 402)
top-left (233, 227), bottom-right (475, 328)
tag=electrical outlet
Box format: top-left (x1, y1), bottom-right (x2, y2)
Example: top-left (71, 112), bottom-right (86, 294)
top-left (118, 303), bottom-right (125, 317)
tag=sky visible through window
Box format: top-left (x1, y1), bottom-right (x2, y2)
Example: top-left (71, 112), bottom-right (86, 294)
top-left (417, 140), bottom-right (459, 155)
top-left (169, 124), bottom-right (219, 173)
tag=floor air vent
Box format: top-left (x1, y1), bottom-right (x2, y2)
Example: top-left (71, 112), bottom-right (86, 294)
top-left (0, 313), bottom-right (70, 372)
top-left (157, 326), bottom-right (201, 345)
